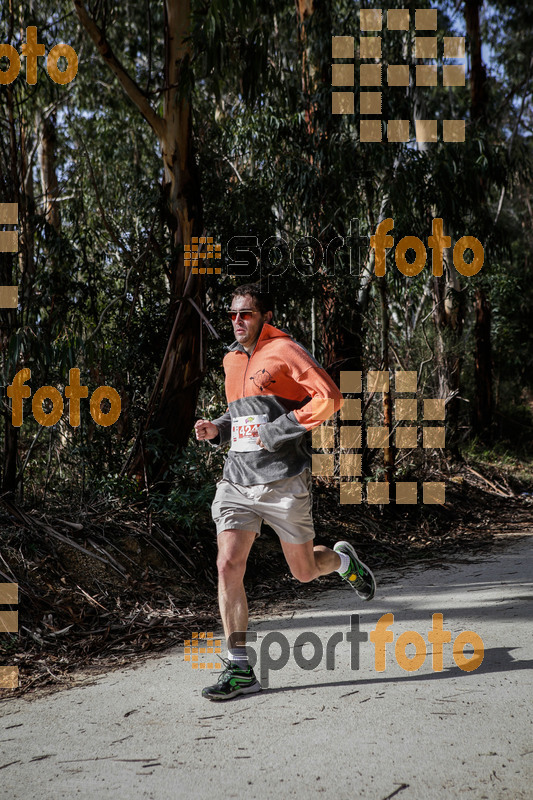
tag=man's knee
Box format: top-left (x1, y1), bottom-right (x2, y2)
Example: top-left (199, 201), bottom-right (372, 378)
top-left (289, 564), bottom-right (316, 583)
top-left (216, 529), bottom-right (256, 582)
top-left (217, 552), bottom-right (247, 582)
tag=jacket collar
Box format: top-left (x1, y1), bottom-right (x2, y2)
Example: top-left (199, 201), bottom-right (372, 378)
top-left (227, 322), bottom-right (290, 353)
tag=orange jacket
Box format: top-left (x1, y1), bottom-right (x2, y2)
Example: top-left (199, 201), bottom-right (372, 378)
top-left (212, 323), bottom-right (343, 485)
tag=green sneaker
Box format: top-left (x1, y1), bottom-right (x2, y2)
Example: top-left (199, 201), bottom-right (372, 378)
top-left (334, 541), bottom-right (376, 601)
top-left (201, 659), bottom-right (262, 701)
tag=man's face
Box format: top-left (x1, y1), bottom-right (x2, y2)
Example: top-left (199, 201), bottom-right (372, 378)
top-left (229, 294), bottom-right (272, 351)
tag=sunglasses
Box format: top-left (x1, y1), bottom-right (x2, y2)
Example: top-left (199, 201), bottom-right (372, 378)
top-left (227, 310), bottom-right (258, 321)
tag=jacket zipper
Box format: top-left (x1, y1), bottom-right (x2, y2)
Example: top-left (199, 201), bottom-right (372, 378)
top-left (241, 330), bottom-right (265, 396)
top-left (242, 350), bottom-right (251, 396)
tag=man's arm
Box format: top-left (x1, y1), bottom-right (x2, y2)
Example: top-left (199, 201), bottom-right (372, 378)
top-left (258, 367), bottom-right (343, 452)
top-left (195, 409), bottom-right (232, 446)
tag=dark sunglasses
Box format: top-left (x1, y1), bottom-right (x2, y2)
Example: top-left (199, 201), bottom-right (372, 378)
top-left (227, 310), bottom-right (257, 321)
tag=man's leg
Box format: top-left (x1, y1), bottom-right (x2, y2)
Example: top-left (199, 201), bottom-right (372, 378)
top-left (260, 470), bottom-right (376, 599)
top-left (281, 539), bottom-right (376, 600)
top-left (280, 539), bottom-right (340, 583)
top-left (202, 529), bottom-right (261, 701)
top-left (216, 529), bottom-right (257, 649)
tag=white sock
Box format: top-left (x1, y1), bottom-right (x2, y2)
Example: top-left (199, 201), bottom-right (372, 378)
top-left (336, 551), bottom-right (351, 575)
top-left (228, 647), bottom-right (249, 668)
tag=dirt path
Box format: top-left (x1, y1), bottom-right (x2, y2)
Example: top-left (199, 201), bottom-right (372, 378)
top-left (1, 532), bottom-right (532, 799)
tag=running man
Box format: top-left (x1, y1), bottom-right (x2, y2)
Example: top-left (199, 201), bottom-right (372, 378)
top-left (194, 284), bottom-right (376, 700)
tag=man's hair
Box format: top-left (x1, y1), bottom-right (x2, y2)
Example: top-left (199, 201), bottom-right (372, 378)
top-left (231, 283), bottom-right (274, 315)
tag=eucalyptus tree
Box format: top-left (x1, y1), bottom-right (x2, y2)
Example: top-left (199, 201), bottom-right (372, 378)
top-left (70, 0), bottom-right (301, 486)
top-left (479, 0), bottom-right (533, 438)
top-left (0, 0), bottom-right (87, 495)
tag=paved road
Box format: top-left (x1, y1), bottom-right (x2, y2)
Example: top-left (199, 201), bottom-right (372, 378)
top-left (1, 533), bottom-right (532, 800)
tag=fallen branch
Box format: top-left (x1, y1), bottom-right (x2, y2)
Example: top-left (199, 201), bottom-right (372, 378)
top-left (465, 467), bottom-right (514, 497)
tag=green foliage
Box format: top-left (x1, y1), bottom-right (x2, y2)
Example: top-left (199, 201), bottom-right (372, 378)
top-left (92, 472), bottom-right (145, 504)
top-left (148, 441), bottom-right (225, 532)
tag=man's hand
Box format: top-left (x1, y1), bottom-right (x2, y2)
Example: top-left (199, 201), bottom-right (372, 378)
top-left (194, 419), bottom-right (219, 441)
top-left (255, 436), bottom-right (265, 449)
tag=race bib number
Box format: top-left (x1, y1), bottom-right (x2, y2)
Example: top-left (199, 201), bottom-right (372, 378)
top-left (230, 414), bottom-right (268, 452)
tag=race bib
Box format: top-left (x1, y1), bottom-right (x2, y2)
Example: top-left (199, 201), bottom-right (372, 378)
top-left (230, 414), bottom-right (268, 452)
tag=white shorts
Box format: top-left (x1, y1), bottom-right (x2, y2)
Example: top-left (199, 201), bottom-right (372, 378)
top-left (211, 469), bottom-right (315, 545)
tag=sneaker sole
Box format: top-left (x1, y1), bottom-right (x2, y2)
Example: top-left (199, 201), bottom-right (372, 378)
top-left (202, 682), bottom-right (262, 701)
top-left (334, 541), bottom-right (376, 601)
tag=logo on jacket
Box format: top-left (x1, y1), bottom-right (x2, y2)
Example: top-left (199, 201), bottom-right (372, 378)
top-left (250, 369), bottom-right (276, 392)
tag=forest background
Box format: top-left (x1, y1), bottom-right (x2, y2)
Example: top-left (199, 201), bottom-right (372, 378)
top-left (0, 0), bottom-right (532, 691)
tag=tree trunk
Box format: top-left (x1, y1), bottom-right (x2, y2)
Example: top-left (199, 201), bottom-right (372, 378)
top-left (0, 84), bottom-right (20, 498)
top-left (465, 0), bottom-right (492, 438)
top-left (128, 0), bottom-right (204, 486)
top-left (464, 0), bottom-right (487, 120)
top-left (473, 288), bottom-right (492, 437)
top-left (20, 115), bottom-right (36, 325)
top-left (296, 1), bottom-right (364, 381)
top-left (39, 115), bottom-right (61, 232)
top-left (37, 112), bottom-right (63, 348)
top-left (74, 0), bottom-right (204, 487)
top-left (378, 276), bottom-right (394, 483)
top-left (431, 252), bottom-right (464, 436)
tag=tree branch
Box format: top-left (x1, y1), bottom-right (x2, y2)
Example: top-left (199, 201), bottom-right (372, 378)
top-left (73, 0), bottom-right (165, 140)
